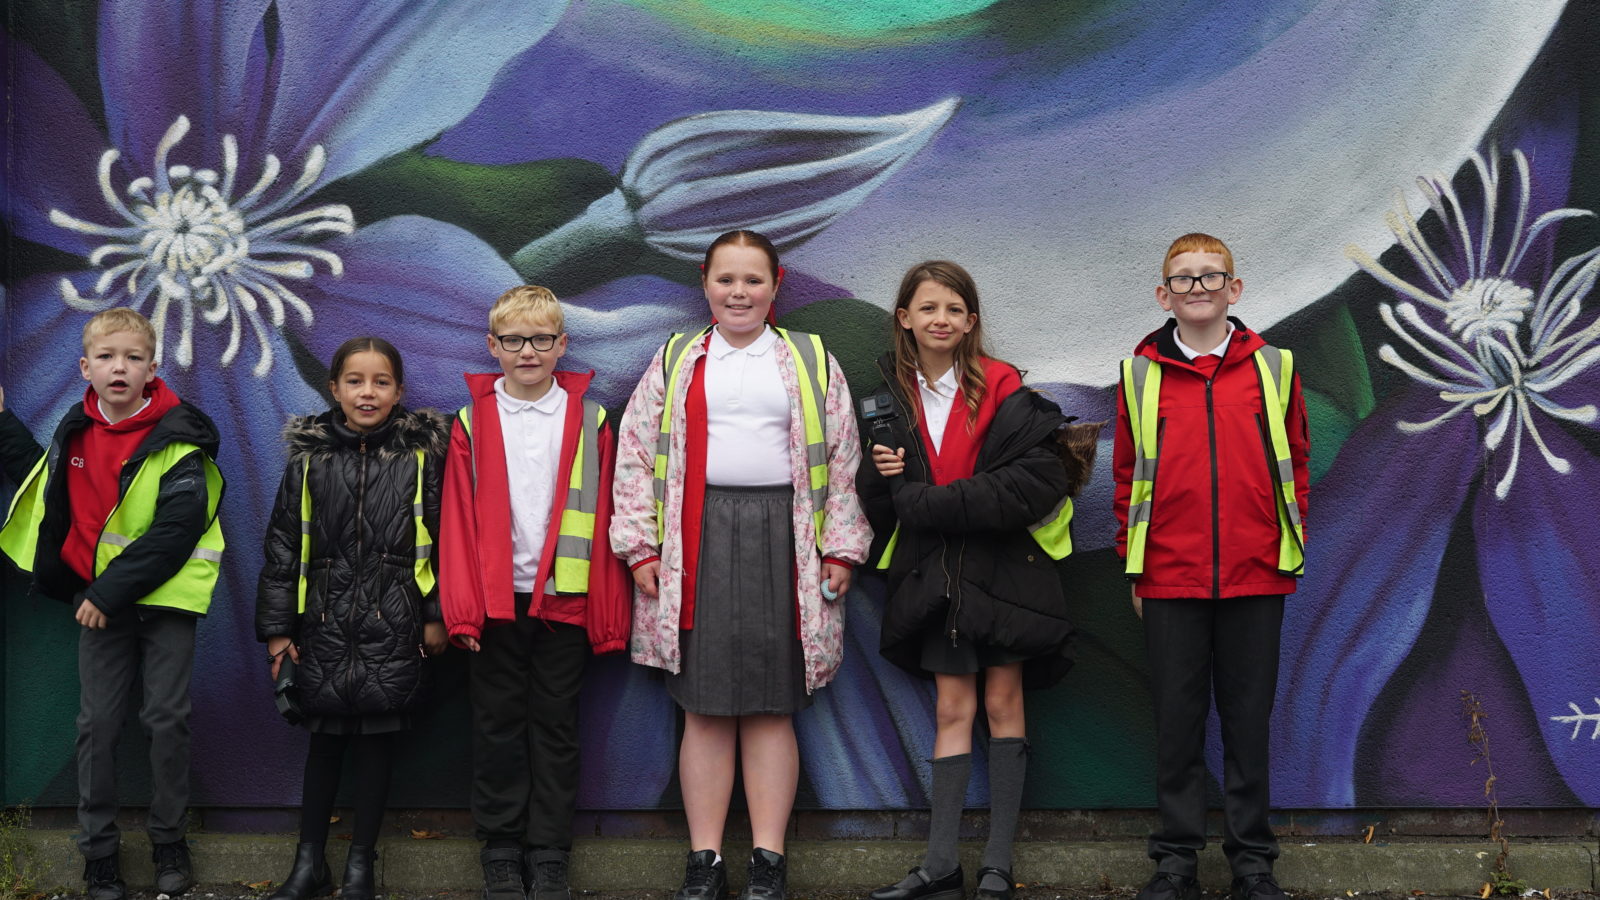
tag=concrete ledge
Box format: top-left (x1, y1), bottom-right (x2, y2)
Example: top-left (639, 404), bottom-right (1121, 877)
top-left (18, 831), bottom-right (1597, 894)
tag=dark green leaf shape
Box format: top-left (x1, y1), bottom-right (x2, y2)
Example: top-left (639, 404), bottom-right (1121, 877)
top-left (777, 298), bottom-right (892, 397)
top-left (9, 0), bottom-right (103, 130)
top-left (1268, 302), bottom-right (1374, 423)
top-left (313, 151), bottom-right (618, 259)
top-left (1303, 387), bottom-right (1354, 485)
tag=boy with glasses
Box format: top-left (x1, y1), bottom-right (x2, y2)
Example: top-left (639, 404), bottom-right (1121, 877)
top-left (1113, 234), bottom-right (1310, 900)
top-left (439, 286), bottom-right (629, 900)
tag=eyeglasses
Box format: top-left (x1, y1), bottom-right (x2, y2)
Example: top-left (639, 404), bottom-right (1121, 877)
top-left (495, 333), bottom-right (561, 352)
top-left (1164, 272), bottom-right (1231, 294)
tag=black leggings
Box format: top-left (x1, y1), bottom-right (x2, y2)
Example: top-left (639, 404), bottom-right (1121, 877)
top-left (297, 732), bottom-right (396, 847)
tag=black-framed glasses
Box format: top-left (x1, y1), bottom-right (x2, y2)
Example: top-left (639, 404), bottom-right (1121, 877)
top-left (1164, 272), bottom-right (1231, 294)
top-left (495, 333), bottom-right (561, 352)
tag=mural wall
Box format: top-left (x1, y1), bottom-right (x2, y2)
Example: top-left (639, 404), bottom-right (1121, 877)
top-left (4, 0), bottom-right (1597, 812)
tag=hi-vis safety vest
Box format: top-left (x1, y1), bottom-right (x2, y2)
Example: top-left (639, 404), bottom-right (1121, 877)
top-left (455, 399), bottom-right (606, 595)
top-left (653, 326), bottom-right (831, 548)
top-left (1120, 346), bottom-right (1305, 578)
top-left (296, 450), bottom-right (434, 614)
top-left (0, 442), bottom-right (225, 614)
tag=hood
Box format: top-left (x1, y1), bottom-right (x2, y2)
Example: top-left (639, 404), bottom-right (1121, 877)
top-left (461, 369), bottom-right (596, 404)
top-left (1133, 317), bottom-right (1268, 371)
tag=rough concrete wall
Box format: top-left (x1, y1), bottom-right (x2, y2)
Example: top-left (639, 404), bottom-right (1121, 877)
top-left (3, 0), bottom-right (1597, 810)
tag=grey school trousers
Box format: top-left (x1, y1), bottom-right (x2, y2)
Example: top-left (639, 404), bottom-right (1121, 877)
top-left (76, 610), bottom-right (197, 859)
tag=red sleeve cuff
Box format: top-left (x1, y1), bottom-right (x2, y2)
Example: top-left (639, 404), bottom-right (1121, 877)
top-left (822, 557), bottom-right (855, 571)
top-left (447, 623), bottom-right (482, 648)
top-left (589, 638), bottom-right (626, 656)
top-left (629, 556), bottom-right (660, 572)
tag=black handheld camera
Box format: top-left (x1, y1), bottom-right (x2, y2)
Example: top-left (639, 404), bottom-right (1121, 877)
top-left (274, 655), bottom-right (304, 725)
top-left (857, 389), bottom-right (901, 452)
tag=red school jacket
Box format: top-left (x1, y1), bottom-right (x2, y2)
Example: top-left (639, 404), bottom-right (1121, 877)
top-left (439, 369), bottom-right (629, 651)
top-left (1112, 319), bottom-right (1310, 600)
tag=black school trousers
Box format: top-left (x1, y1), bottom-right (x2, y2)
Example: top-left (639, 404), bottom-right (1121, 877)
top-left (1142, 594), bottom-right (1283, 878)
top-left (469, 593), bottom-right (589, 849)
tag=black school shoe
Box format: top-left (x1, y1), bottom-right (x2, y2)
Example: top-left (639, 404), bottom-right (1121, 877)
top-left (83, 853), bottom-right (127, 900)
top-left (1136, 872), bottom-right (1202, 900)
top-left (480, 847), bottom-right (526, 900)
top-left (153, 839), bottom-right (195, 895)
top-left (974, 865), bottom-right (1014, 900)
top-left (867, 864), bottom-right (964, 900)
top-left (673, 850), bottom-right (727, 900)
top-left (1232, 873), bottom-right (1289, 900)
top-left (526, 848), bottom-right (572, 900)
top-left (739, 848), bottom-right (787, 900)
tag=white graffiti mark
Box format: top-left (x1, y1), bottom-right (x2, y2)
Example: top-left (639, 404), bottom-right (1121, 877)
top-left (1550, 699), bottom-right (1600, 740)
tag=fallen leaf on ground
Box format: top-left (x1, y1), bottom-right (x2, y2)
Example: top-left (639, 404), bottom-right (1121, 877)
top-left (410, 828), bottom-right (445, 840)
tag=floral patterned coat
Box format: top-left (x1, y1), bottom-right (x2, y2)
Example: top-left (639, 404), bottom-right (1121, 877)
top-left (611, 327), bottom-right (872, 693)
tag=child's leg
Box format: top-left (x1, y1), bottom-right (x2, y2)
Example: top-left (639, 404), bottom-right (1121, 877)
top-left (680, 711), bottom-right (738, 854)
top-left (347, 733), bottom-right (396, 847)
top-left (298, 733), bottom-right (350, 844)
top-left (75, 618), bottom-right (141, 860)
top-left (137, 612), bottom-right (197, 846)
top-left (523, 620), bottom-right (589, 851)
top-left (738, 713), bottom-right (798, 853)
top-left (1211, 595), bottom-right (1285, 876)
top-left (470, 610), bottom-right (536, 847)
top-left (925, 673), bottom-right (978, 875)
top-left (981, 664), bottom-right (1027, 889)
top-left (1142, 598), bottom-right (1216, 878)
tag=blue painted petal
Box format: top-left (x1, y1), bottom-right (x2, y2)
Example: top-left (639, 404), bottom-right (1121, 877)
top-left (1270, 388), bottom-right (1478, 806)
top-left (1474, 395), bottom-right (1600, 806)
top-left (2, 273), bottom-right (105, 430)
top-left (268, 0), bottom-right (568, 185)
top-left (0, 32), bottom-right (109, 257)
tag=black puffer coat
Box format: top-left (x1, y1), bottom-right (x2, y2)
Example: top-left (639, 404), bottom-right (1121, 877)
top-left (858, 357), bottom-right (1075, 688)
top-left (256, 407), bottom-right (447, 719)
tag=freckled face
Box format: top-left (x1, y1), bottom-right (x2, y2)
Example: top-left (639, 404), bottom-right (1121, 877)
top-left (704, 243), bottom-right (777, 340)
top-left (329, 350), bottom-right (402, 433)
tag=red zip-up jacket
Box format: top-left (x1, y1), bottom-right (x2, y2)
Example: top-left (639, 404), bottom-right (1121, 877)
top-left (1112, 319), bottom-right (1310, 600)
top-left (439, 370), bottom-right (629, 651)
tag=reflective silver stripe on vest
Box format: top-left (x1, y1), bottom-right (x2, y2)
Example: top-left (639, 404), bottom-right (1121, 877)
top-left (575, 401), bottom-right (601, 515)
top-left (652, 332), bottom-right (703, 503)
top-left (412, 503), bottom-right (423, 516)
top-left (1028, 494), bottom-right (1070, 534)
top-left (414, 545), bottom-right (430, 560)
top-left (556, 534), bottom-right (591, 558)
top-left (1252, 345), bottom-right (1303, 529)
top-left (192, 547), bottom-right (224, 563)
top-left (1128, 498), bottom-right (1153, 528)
top-left (1125, 356), bottom-right (1160, 487)
top-left (786, 331), bottom-right (827, 400)
top-left (806, 443), bottom-right (828, 468)
top-left (101, 531), bottom-right (222, 563)
top-left (100, 532), bottom-right (133, 548)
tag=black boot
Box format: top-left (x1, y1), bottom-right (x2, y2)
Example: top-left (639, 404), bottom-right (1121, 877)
top-left (269, 842), bottom-right (334, 900)
top-left (339, 844), bottom-right (378, 900)
top-left (83, 852), bottom-right (126, 900)
top-left (153, 839), bottom-right (195, 896)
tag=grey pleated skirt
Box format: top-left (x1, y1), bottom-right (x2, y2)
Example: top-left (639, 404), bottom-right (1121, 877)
top-left (666, 484), bottom-right (812, 716)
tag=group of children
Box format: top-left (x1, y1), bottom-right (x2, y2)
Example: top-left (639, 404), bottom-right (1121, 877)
top-left (0, 230), bottom-right (1308, 900)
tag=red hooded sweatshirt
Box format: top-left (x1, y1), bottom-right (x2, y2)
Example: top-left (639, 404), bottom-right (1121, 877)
top-left (63, 379), bottom-right (180, 580)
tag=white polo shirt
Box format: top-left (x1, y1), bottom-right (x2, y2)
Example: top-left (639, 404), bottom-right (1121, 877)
top-left (494, 377), bottom-right (567, 593)
top-left (705, 326), bottom-right (792, 486)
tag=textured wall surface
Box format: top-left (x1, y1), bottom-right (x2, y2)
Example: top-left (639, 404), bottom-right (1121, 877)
top-left (4, 0), bottom-right (1598, 811)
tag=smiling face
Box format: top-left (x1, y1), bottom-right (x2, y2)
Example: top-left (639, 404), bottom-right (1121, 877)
top-left (1156, 250), bottom-right (1242, 331)
top-left (896, 278), bottom-right (976, 363)
top-left (79, 330), bottom-right (158, 423)
top-left (488, 313), bottom-right (567, 402)
top-left (703, 242), bottom-right (778, 345)
top-left (329, 349), bottom-right (402, 433)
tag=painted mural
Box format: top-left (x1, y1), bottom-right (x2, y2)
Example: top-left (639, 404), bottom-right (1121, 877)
top-left (3, 0), bottom-right (1597, 813)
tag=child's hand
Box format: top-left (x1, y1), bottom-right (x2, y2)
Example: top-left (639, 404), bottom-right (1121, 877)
top-left (633, 560), bottom-right (661, 598)
top-left (422, 622), bottom-right (448, 656)
top-left (75, 599), bottom-right (108, 630)
top-left (267, 635), bottom-right (299, 680)
top-left (872, 444), bottom-right (905, 478)
top-left (460, 636), bottom-right (482, 652)
top-left (1130, 586), bottom-right (1143, 620)
top-left (821, 562), bottom-right (851, 601)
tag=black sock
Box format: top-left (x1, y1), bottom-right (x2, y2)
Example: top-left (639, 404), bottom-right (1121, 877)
top-left (981, 738), bottom-right (1028, 889)
top-left (922, 753), bottom-right (971, 876)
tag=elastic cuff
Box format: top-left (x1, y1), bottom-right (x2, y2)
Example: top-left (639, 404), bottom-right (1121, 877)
top-left (821, 557), bottom-right (855, 571)
top-left (629, 555), bottom-right (660, 572)
top-left (447, 623), bottom-right (482, 647)
top-left (589, 639), bottom-right (626, 655)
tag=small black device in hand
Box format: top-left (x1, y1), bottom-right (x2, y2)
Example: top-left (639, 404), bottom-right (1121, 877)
top-left (274, 655), bottom-right (304, 725)
top-left (858, 389), bottom-right (901, 452)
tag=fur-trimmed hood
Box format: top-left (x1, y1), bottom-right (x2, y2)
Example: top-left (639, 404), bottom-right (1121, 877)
top-left (283, 406), bottom-right (450, 462)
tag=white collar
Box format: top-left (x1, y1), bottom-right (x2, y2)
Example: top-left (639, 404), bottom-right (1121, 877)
top-left (919, 364), bottom-right (960, 397)
top-left (708, 325), bottom-right (777, 359)
top-left (99, 395), bottom-right (151, 423)
top-left (494, 376), bottom-right (565, 413)
top-left (1174, 321), bottom-right (1236, 360)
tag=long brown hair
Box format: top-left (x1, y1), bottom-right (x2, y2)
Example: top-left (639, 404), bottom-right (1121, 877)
top-left (890, 260), bottom-right (999, 427)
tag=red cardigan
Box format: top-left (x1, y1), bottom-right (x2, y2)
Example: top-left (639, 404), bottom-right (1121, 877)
top-left (911, 357), bottom-right (1024, 485)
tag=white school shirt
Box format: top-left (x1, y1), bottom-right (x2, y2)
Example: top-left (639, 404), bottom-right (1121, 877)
top-left (1173, 321), bottom-right (1236, 361)
top-left (917, 365), bottom-right (962, 449)
top-left (494, 377), bottom-right (567, 593)
top-left (704, 326), bottom-right (793, 486)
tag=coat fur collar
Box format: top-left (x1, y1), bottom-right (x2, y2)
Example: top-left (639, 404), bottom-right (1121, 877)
top-left (283, 407), bottom-right (450, 462)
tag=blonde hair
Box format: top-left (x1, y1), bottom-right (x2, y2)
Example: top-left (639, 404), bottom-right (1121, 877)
top-left (1162, 232), bottom-right (1235, 277)
top-left (82, 308), bottom-right (158, 356)
top-left (489, 285), bottom-right (564, 334)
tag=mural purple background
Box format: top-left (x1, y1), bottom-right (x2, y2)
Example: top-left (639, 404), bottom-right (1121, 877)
top-left (3, 0), bottom-right (1597, 813)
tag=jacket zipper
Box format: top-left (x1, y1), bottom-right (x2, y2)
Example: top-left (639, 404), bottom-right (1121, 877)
top-left (1206, 377), bottom-right (1219, 600)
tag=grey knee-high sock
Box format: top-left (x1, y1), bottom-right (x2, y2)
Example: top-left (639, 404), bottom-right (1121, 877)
top-left (981, 737), bottom-right (1029, 888)
top-left (922, 753), bottom-right (971, 876)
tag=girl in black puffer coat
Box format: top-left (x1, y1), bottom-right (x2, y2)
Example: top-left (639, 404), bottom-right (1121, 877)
top-left (256, 337), bottom-right (449, 900)
top-left (859, 262), bottom-right (1097, 900)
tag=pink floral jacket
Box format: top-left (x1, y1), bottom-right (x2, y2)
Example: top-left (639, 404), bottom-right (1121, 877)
top-left (610, 327), bottom-right (872, 693)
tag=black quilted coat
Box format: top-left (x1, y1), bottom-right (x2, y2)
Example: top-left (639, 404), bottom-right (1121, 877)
top-left (858, 357), bottom-right (1075, 688)
top-left (255, 407), bottom-right (447, 719)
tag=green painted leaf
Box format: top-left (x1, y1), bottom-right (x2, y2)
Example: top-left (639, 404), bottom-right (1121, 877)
top-left (1304, 387), bottom-right (1355, 485)
top-left (1270, 302), bottom-right (1374, 422)
top-left (777, 298), bottom-right (892, 396)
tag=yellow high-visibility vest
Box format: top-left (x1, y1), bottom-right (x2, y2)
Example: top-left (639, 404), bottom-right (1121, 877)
top-left (296, 450), bottom-right (434, 614)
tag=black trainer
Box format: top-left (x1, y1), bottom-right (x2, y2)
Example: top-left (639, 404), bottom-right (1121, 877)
top-left (1137, 872), bottom-right (1201, 900)
top-left (153, 839), bottom-right (195, 895)
top-left (526, 848), bottom-right (572, 900)
top-left (480, 847), bottom-right (526, 900)
top-left (739, 848), bottom-right (786, 900)
top-left (83, 853), bottom-right (127, 900)
top-left (673, 849), bottom-right (727, 900)
top-left (1232, 872), bottom-right (1289, 900)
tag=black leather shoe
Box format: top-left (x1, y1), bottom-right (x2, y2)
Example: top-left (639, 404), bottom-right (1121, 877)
top-left (270, 842), bottom-right (334, 900)
top-left (480, 847), bottom-right (525, 900)
top-left (526, 848), bottom-right (572, 900)
top-left (1137, 872), bottom-right (1201, 900)
top-left (740, 848), bottom-right (787, 900)
top-left (1232, 872), bottom-right (1288, 900)
top-left (673, 850), bottom-right (727, 900)
top-left (83, 853), bottom-right (127, 900)
top-left (153, 839), bottom-right (195, 895)
top-left (868, 864), bottom-right (964, 900)
top-left (339, 844), bottom-right (378, 900)
top-left (974, 865), bottom-right (1014, 900)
